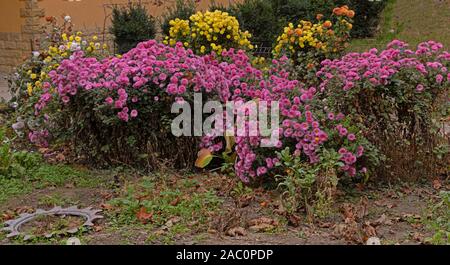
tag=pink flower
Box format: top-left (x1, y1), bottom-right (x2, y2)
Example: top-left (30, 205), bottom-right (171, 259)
top-left (416, 84), bottom-right (424, 92)
top-left (338, 148), bottom-right (347, 155)
top-left (105, 97), bottom-right (114, 105)
top-left (61, 96), bottom-right (70, 104)
top-left (130, 109), bottom-right (138, 118)
top-left (159, 73), bottom-right (167, 81)
top-left (256, 166), bottom-right (267, 176)
top-left (339, 127), bottom-right (348, 136)
top-left (347, 133), bottom-right (356, 141)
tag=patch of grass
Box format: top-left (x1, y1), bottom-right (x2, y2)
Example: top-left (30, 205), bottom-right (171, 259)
top-left (349, 0), bottom-right (450, 52)
top-left (348, 0), bottom-right (398, 52)
top-left (423, 191), bottom-right (450, 245)
top-left (38, 194), bottom-right (79, 208)
top-left (108, 174), bottom-right (224, 243)
top-left (0, 164), bottom-right (107, 204)
top-left (29, 164), bottom-right (104, 189)
top-left (230, 181), bottom-right (254, 198)
top-left (0, 176), bottom-right (33, 203)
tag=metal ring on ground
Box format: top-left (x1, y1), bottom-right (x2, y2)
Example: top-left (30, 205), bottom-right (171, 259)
top-left (1, 206), bottom-right (103, 240)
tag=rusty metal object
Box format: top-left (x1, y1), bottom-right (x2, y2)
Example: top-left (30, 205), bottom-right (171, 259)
top-left (2, 206), bottom-right (103, 239)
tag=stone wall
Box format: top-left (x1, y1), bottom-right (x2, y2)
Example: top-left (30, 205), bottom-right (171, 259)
top-left (0, 0), bottom-right (44, 73)
top-left (0, 32), bottom-right (26, 73)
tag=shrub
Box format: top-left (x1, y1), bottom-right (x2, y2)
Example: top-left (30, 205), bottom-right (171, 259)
top-left (110, 1), bottom-right (157, 54)
top-left (0, 129), bottom-right (42, 178)
top-left (206, 0), bottom-right (386, 53)
top-left (342, 0), bottom-right (388, 38)
top-left (226, 0), bottom-right (281, 44)
top-left (160, 0), bottom-right (197, 37)
top-left (22, 38), bottom-right (369, 188)
top-left (163, 10), bottom-right (253, 56)
top-left (41, 41), bottom-right (213, 168)
top-left (317, 40), bottom-right (450, 180)
top-left (191, 51), bottom-right (369, 183)
top-left (271, 0), bottom-right (338, 25)
top-left (272, 0), bottom-right (387, 39)
top-left (9, 15), bottom-right (108, 147)
top-left (273, 6), bottom-right (353, 78)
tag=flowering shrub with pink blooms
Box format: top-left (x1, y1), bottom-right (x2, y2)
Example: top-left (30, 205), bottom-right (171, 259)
top-left (317, 40), bottom-right (450, 179)
top-left (22, 39), bottom-right (368, 188)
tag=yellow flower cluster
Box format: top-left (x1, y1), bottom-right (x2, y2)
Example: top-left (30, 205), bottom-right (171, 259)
top-left (273, 6), bottom-right (353, 59)
top-left (252, 56), bottom-right (266, 66)
top-left (274, 21), bottom-right (328, 56)
top-left (164, 10), bottom-right (253, 55)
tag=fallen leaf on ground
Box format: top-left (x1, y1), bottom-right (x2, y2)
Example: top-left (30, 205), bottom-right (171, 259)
top-left (411, 223), bottom-right (423, 229)
top-left (363, 222), bottom-right (377, 239)
top-left (1, 210), bottom-right (15, 221)
top-left (195, 148), bottom-right (213, 168)
top-left (335, 204), bottom-right (364, 243)
top-left (136, 207), bottom-right (153, 224)
top-left (237, 194), bottom-right (253, 208)
top-left (100, 203), bottom-right (114, 211)
top-left (374, 199), bottom-right (397, 209)
top-left (154, 229), bottom-right (165, 236)
top-left (207, 229), bottom-right (217, 234)
top-left (170, 197), bottom-right (180, 206)
top-left (401, 187), bottom-right (413, 195)
top-left (38, 148), bottom-right (49, 154)
top-left (100, 191), bottom-right (113, 200)
top-left (355, 183), bottom-right (365, 191)
top-left (64, 183), bottom-right (75, 188)
top-left (15, 206), bottom-right (34, 214)
top-left (248, 217), bottom-right (278, 227)
top-left (401, 213), bottom-right (421, 221)
top-left (94, 225), bottom-right (103, 232)
top-left (317, 221), bottom-right (333, 228)
top-left (249, 223), bottom-right (275, 232)
top-left (55, 153), bottom-right (66, 162)
top-left (165, 216), bottom-right (181, 227)
top-left (412, 232), bottom-right (424, 242)
top-left (288, 214), bottom-right (302, 227)
top-left (226, 227), bottom-right (246, 237)
top-left (373, 214), bottom-right (393, 226)
top-left (357, 197), bottom-right (369, 219)
top-left (432, 179), bottom-right (442, 190)
top-left (248, 217), bottom-right (278, 232)
top-left (342, 204), bottom-right (356, 221)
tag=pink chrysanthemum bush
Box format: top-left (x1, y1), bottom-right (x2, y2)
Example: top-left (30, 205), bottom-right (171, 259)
top-left (199, 55), bottom-right (369, 182)
top-left (317, 40), bottom-right (450, 180)
top-left (24, 40), bottom-right (372, 215)
top-left (196, 52), bottom-right (372, 216)
top-left (40, 40), bottom-right (236, 167)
